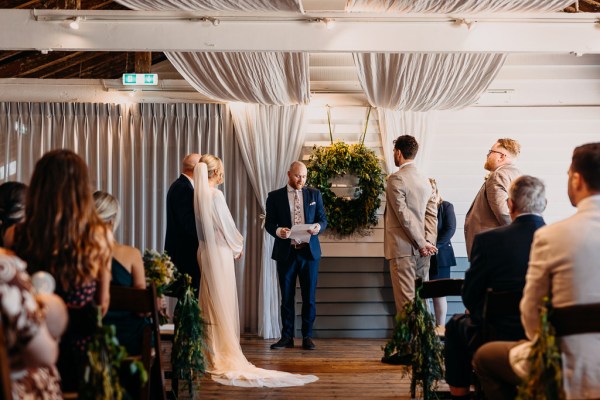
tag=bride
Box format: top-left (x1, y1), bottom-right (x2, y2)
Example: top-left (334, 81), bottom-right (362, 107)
top-left (193, 154), bottom-right (318, 387)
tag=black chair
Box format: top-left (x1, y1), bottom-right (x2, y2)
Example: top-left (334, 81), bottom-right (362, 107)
top-left (551, 302), bottom-right (600, 337)
top-left (481, 288), bottom-right (523, 342)
top-left (0, 320), bottom-right (12, 400)
top-left (109, 283), bottom-right (167, 400)
top-left (417, 278), bottom-right (464, 299)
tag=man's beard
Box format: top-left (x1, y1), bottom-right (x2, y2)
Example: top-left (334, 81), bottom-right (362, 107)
top-left (484, 160), bottom-right (492, 171)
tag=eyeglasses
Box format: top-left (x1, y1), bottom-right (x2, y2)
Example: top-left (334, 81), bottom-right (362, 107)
top-left (487, 149), bottom-right (507, 157)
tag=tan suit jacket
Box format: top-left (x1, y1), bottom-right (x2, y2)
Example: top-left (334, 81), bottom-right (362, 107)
top-left (464, 164), bottom-right (521, 259)
top-left (384, 163), bottom-right (437, 260)
top-left (518, 195), bottom-right (600, 399)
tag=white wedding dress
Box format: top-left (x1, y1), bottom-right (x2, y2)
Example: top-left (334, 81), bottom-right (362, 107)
top-left (193, 163), bottom-right (318, 387)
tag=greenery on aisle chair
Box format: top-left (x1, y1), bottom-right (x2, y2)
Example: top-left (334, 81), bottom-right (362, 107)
top-left (80, 307), bottom-right (147, 400)
top-left (167, 273), bottom-right (207, 396)
top-left (383, 285), bottom-right (444, 400)
top-left (516, 297), bottom-right (565, 400)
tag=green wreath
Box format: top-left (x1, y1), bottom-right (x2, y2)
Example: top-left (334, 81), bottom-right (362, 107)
top-left (307, 141), bottom-right (385, 236)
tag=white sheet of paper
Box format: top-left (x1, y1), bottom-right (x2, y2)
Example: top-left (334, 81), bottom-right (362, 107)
top-left (289, 224), bottom-right (315, 244)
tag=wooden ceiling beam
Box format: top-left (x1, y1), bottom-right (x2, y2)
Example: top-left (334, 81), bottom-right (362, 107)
top-left (38, 51), bottom-right (114, 78)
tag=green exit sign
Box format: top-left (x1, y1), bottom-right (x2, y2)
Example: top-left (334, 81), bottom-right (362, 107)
top-left (122, 73), bottom-right (158, 86)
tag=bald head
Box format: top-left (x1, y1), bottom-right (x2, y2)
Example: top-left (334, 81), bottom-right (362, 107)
top-left (182, 153), bottom-right (201, 177)
top-left (287, 161), bottom-right (307, 190)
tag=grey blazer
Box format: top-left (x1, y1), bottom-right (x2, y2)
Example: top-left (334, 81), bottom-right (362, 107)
top-left (464, 164), bottom-right (521, 260)
top-left (384, 163), bottom-right (437, 260)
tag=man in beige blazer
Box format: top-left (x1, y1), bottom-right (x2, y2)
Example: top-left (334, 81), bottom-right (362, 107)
top-left (464, 138), bottom-right (522, 260)
top-left (384, 135), bottom-right (438, 318)
top-left (473, 142), bottom-right (600, 400)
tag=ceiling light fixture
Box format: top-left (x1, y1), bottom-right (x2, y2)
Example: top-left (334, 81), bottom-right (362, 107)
top-left (68, 16), bottom-right (82, 30)
top-left (196, 16), bottom-right (220, 26)
top-left (310, 17), bottom-right (336, 30)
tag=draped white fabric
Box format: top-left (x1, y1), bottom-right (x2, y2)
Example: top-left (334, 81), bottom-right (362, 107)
top-left (116, 0), bottom-right (302, 12)
top-left (377, 109), bottom-right (437, 174)
top-left (229, 103), bottom-right (306, 339)
top-left (353, 52), bottom-right (506, 112)
top-left (346, 0), bottom-right (573, 12)
top-left (0, 102), bottom-right (261, 332)
top-left (165, 52), bottom-right (310, 106)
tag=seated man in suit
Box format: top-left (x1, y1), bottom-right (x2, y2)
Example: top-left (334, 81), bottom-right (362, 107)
top-left (445, 175), bottom-right (547, 400)
top-left (473, 142), bottom-right (600, 400)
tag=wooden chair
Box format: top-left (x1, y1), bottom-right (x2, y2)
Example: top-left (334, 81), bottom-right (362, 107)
top-left (481, 288), bottom-right (523, 342)
top-left (0, 320), bottom-right (12, 400)
top-left (417, 278), bottom-right (464, 299)
top-left (551, 302), bottom-right (600, 337)
top-left (109, 283), bottom-right (167, 400)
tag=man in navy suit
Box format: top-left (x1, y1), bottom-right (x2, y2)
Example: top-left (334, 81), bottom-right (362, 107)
top-left (165, 153), bottom-right (201, 292)
top-left (266, 161), bottom-right (327, 350)
top-left (444, 175), bottom-right (547, 400)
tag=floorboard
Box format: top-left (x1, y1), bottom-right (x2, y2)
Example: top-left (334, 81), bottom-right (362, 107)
top-left (163, 336), bottom-right (449, 399)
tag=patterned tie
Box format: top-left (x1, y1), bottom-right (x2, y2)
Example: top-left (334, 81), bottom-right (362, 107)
top-left (294, 190), bottom-right (302, 226)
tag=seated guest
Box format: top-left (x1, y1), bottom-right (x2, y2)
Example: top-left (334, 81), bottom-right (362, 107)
top-left (0, 181), bottom-right (27, 246)
top-left (12, 149), bottom-right (113, 392)
top-left (474, 143), bottom-right (600, 400)
top-left (445, 175), bottom-right (547, 400)
top-left (0, 249), bottom-right (67, 399)
top-left (94, 190), bottom-right (148, 355)
top-left (428, 178), bottom-right (457, 327)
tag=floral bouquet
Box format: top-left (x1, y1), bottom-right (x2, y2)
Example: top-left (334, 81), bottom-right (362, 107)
top-left (143, 249), bottom-right (177, 324)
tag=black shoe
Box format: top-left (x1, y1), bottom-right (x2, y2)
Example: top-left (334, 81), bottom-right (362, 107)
top-left (270, 337), bottom-right (294, 349)
top-left (381, 353), bottom-right (413, 365)
top-left (302, 337), bottom-right (316, 350)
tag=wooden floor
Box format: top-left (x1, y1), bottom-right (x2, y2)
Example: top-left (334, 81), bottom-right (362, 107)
top-left (166, 337), bottom-right (449, 399)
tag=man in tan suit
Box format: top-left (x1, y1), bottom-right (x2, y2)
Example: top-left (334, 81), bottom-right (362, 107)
top-left (464, 138), bottom-right (521, 260)
top-left (384, 135), bottom-right (438, 318)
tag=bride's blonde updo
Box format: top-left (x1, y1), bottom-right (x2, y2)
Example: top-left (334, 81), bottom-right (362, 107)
top-left (199, 154), bottom-right (224, 184)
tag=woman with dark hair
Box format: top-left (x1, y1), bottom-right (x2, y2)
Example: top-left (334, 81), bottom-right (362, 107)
top-left (12, 149), bottom-right (113, 392)
top-left (0, 181), bottom-right (27, 246)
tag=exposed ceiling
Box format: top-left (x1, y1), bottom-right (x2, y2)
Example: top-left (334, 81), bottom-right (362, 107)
top-left (0, 0), bottom-right (599, 80)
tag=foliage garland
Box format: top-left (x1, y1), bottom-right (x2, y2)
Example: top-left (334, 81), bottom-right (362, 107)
top-left (516, 297), bottom-right (566, 400)
top-left (80, 307), bottom-right (147, 400)
top-left (383, 285), bottom-right (444, 400)
top-left (166, 273), bottom-right (207, 396)
top-left (307, 141), bottom-right (385, 236)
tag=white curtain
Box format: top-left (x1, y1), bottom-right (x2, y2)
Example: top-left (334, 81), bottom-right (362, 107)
top-left (166, 52), bottom-right (310, 106)
top-left (116, 0), bottom-right (303, 12)
top-left (353, 52), bottom-right (506, 112)
top-left (229, 103), bottom-right (306, 339)
top-left (346, 0), bottom-right (573, 12)
top-left (0, 102), bottom-right (261, 333)
top-left (377, 109), bottom-right (437, 174)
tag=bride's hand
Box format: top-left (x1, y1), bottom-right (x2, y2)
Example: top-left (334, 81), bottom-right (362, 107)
top-left (235, 251), bottom-right (244, 260)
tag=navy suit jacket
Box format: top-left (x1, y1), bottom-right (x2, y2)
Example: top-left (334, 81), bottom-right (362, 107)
top-left (433, 201), bottom-right (457, 268)
top-left (164, 174), bottom-right (200, 289)
top-left (462, 214), bottom-right (545, 339)
top-left (265, 186), bottom-right (328, 263)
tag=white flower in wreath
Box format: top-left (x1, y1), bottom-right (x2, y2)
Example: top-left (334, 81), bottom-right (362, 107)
top-left (1, 284), bottom-right (23, 318)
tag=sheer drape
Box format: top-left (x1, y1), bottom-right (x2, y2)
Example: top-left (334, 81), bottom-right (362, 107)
top-left (377, 109), bottom-right (437, 174)
top-left (0, 102), bottom-right (259, 331)
top-left (116, 0), bottom-right (302, 12)
top-left (229, 103), bottom-right (306, 339)
top-left (354, 53), bottom-right (506, 111)
top-left (346, 0), bottom-right (573, 12)
top-left (165, 52), bottom-right (310, 106)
